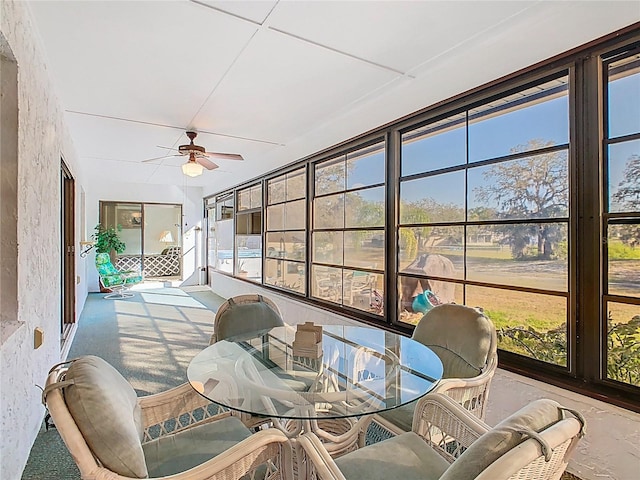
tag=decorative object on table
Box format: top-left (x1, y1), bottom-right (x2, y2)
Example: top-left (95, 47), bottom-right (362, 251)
top-left (374, 303), bottom-right (498, 435)
top-left (293, 322), bottom-right (323, 371)
top-left (293, 322), bottom-right (323, 357)
top-left (298, 392), bottom-right (586, 480)
top-left (95, 253), bottom-right (143, 299)
top-left (43, 355), bottom-right (294, 480)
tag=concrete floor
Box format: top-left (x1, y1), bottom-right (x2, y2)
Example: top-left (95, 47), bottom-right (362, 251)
top-left (486, 369), bottom-right (640, 480)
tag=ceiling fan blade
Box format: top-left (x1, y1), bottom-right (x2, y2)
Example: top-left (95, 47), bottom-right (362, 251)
top-left (156, 145), bottom-right (180, 152)
top-left (204, 152), bottom-right (244, 161)
top-left (142, 154), bottom-right (179, 163)
top-left (196, 157), bottom-right (219, 170)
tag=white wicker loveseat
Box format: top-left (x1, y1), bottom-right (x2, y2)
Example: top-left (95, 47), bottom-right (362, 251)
top-left (116, 246), bottom-right (181, 278)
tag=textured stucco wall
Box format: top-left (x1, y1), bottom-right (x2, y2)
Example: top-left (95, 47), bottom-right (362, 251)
top-left (0, 1), bottom-right (85, 478)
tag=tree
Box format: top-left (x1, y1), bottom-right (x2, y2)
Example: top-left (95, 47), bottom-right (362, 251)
top-left (474, 139), bottom-right (568, 259)
top-left (611, 154), bottom-right (640, 247)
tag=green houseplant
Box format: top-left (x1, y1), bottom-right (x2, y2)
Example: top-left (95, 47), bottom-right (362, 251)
top-left (94, 224), bottom-right (126, 264)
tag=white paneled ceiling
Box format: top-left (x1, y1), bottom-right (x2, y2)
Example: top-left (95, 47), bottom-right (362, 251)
top-left (27, 0), bottom-right (639, 193)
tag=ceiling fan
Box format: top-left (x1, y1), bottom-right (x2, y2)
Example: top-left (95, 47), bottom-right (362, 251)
top-left (144, 131), bottom-right (244, 177)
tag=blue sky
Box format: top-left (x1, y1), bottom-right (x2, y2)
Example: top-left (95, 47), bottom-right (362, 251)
top-left (348, 72), bottom-right (638, 207)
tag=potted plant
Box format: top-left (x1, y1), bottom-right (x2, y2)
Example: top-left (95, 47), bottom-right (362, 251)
top-left (94, 224), bottom-right (126, 265)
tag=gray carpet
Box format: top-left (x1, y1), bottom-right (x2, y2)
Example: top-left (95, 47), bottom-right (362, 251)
top-left (21, 286), bottom-right (224, 480)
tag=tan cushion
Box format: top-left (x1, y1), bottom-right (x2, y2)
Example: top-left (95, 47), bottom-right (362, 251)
top-left (143, 416), bottom-right (252, 477)
top-left (64, 356), bottom-right (146, 478)
top-left (440, 399), bottom-right (564, 480)
top-left (216, 300), bottom-right (284, 341)
top-left (336, 431), bottom-right (449, 480)
top-left (412, 304), bottom-right (494, 378)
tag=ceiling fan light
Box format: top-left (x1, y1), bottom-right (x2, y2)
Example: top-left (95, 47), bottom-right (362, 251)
top-left (182, 161), bottom-right (204, 177)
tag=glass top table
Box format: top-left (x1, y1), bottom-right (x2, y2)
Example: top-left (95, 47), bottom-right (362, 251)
top-left (188, 323), bottom-right (442, 454)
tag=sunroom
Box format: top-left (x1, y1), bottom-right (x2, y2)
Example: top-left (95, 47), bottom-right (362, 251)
top-left (1, 2), bottom-right (639, 479)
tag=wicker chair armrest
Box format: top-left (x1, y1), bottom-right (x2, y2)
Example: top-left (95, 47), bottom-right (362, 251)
top-left (90, 429), bottom-right (293, 480)
top-left (432, 354), bottom-right (498, 421)
top-left (412, 392), bottom-right (489, 463)
top-left (297, 432), bottom-right (347, 480)
top-left (174, 429), bottom-right (294, 480)
top-left (139, 383), bottom-right (229, 439)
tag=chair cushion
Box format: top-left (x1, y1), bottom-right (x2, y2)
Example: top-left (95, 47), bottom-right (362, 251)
top-left (336, 431), bottom-right (449, 480)
top-left (143, 416), bottom-right (252, 477)
top-left (412, 304), bottom-right (494, 378)
top-left (216, 300), bottom-right (284, 342)
top-left (376, 400), bottom-right (415, 433)
top-left (440, 398), bottom-right (564, 480)
top-left (63, 356), bottom-right (146, 478)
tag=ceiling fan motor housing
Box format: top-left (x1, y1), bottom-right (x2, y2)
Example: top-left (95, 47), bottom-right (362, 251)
top-left (179, 131), bottom-right (206, 154)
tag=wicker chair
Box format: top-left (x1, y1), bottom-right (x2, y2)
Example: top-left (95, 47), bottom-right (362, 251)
top-left (210, 294), bottom-right (284, 344)
top-left (299, 393), bottom-right (586, 480)
top-left (374, 304), bottom-right (498, 435)
top-left (43, 356), bottom-right (294, 480)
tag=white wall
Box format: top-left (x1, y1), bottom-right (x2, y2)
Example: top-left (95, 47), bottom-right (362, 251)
top-left (0, 2), bottom-right (87, 478)
top-left (84, 182), bottom-right (204, 290)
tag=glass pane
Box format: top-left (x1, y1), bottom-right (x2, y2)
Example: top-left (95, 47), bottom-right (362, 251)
top-left (266, 204), bottom-right (284, 231)
top-left (467, 223), bottom-right (568, 291)
top-left (285, 199), bottom-right (306, 230)
top-left (467, 286), bottom-right (567, 367)
top-left (313, 231), bottom-right (343, 265)
top-left (608, 224), bottom-right (640, 298)
top-left (100, 203), bottom-right (142, 257)
top-left (346, 142), bottom-right (385, 188)
top-left (316, 156), bottom-right (345, 196)
top-left (312, 265), bottom-right (343, 303)
top-left (344, 230), bottom-right (384, 269)
top-left (343, 270), bottom-right (384, 315)
top-left (268, 175), bottom-right (285, 205)
top-left (217, 200), bottom-right (233, 220)
top-left (397, 277), bottom-right (463, 325)
top-left (250, 184), bottom-right (262, 209)
top-left (608, 54), bottom-right (640, 138)
top-left (400, 171), bottom-right (465, 224)
top-left (266, 231), bottom-right (305, 261)
top-left (606, 301), bottom-right (640, 387)
top-left (287, 168), bottom-right (306, 201)
top-left (214, 219), bottom-right (234, 274)
top-left (314, 194), bottom-right (344, 229)
top-left (206, 206), bottom-right (216, 269)
top-left (265, 259), bottom-right (305, 294)
top-left (236, 235), bottom-right (262, 281)
top-left (142, 204), bottom-right (182, 276)
top-left (608, 140), bottom-right (640, 213)
top-left (345, 187), bottom-right (385, 228)
top-left (402, 113), bottom-right (466, 176)
top-left (343, 269), bottom-right (384, 316)
top-left (468, 75), bottom-right (569, 162)
top-left (469, 150), bottom-right (569, 220)
top-left (237, 188), bottom-right (250, 211)
top-left (399, 229), bottom-right (463, 281)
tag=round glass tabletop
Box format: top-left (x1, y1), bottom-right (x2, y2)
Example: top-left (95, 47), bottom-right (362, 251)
top-left (187, 323), bottom-right (443, 420)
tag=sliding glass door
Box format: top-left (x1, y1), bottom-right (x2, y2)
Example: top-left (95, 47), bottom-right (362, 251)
top-left (100, 202), bottom-right (182, 279)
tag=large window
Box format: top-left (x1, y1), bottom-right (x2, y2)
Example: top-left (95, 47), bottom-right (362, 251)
top-left (399, 75), bottom-right (570, 368)
top-left (236, 183), bottom-right (262, 282)
top-left (204, 31), bottom-right (640, 412)
top-left (209, 194), bottom-right (234, 274)
top-left (311, 142), bottom-right (386, 315)
top-left (603, 48), bottom-right (640, 388)
top-left (265, 168), bottom-right (306, 294)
